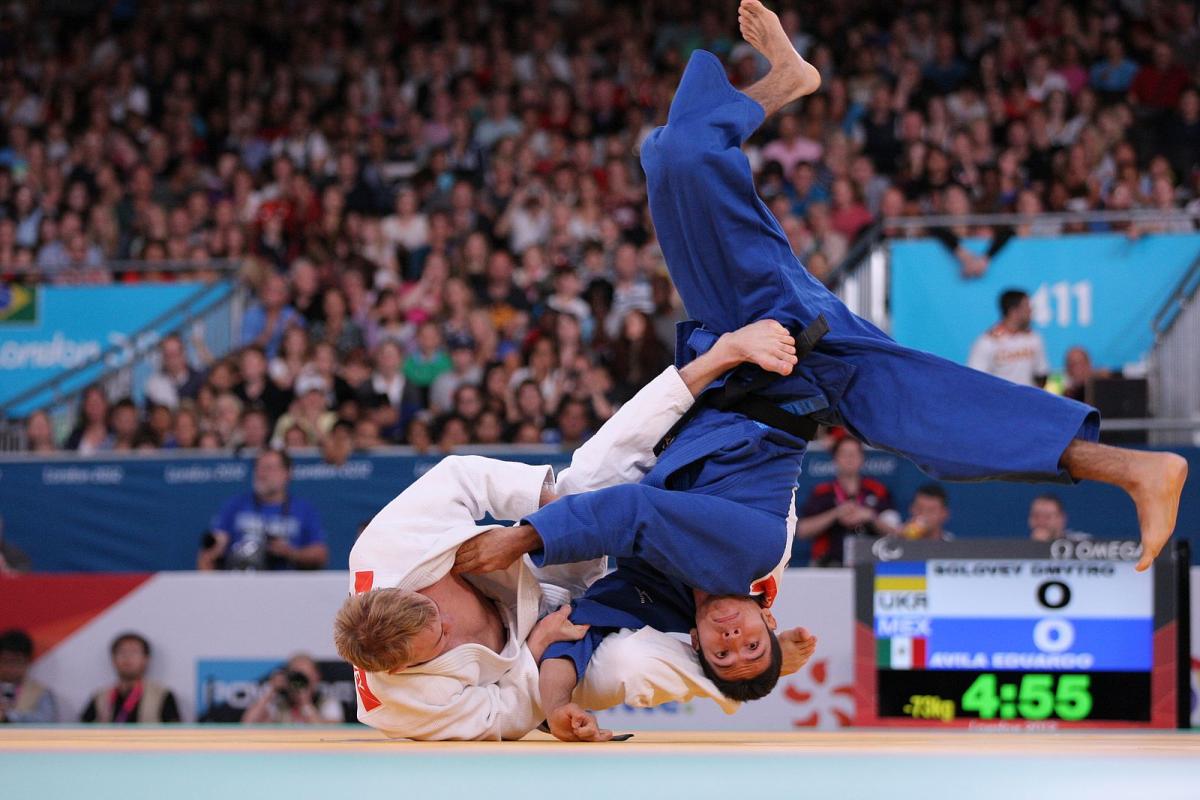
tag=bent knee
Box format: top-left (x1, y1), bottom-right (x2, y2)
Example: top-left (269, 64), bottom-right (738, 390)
top-left (646, 128), bottom-right (715, 179)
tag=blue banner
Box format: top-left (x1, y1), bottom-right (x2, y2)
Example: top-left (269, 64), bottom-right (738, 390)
top-left (1, 447), bottom-right (1196, 572)
top-left (889, 233), bottom-right (1200, 369)
top-left (195, 658), bottom-right (354, 722)
top-left (195, 659), bottom-right (281, 718)
top-left (0, 281), bottom-right (231, 415)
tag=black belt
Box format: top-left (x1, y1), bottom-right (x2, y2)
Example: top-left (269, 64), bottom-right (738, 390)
top-left (654, 314), bottom-right (830, 454)
top-left (796, 314), bottom-right (830, 355)
top-left (722, 395), bottom-right (820, 441)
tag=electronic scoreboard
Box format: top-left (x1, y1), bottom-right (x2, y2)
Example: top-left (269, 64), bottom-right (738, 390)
top-left (854, 538), bottom-right (1190, 729)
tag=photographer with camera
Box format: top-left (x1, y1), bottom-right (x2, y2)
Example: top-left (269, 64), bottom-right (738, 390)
top-left (198, 448), bottom-right (328, 571)
top-left (0, 629), bottom-right (58, 723)
top-left (241, 654), bottom-right (343, 724)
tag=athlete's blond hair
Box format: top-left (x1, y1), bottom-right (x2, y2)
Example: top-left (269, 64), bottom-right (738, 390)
top-left (333, 588), bottom-right (436, 673)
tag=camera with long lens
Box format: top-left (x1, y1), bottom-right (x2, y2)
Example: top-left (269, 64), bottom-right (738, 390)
top-left (276, 669), bottom-right (311, 708)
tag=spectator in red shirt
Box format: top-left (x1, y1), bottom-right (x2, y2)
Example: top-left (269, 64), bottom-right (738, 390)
top-left (829, 178), bottom-right (874, 240)
top-left (796, 437), bottom-right (900, 567)
top-left (1131, 41), bottom-right (1190, 113)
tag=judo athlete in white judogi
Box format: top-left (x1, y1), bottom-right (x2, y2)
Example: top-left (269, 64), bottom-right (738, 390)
top-left (335, 320), bottom-right (810, 740)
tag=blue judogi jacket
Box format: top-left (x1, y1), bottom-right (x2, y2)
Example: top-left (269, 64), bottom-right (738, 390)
top-left (542, 559), bottom-right (698, 681)
top-left (528, 467), bottom-right (785, 602)
top-left (527, 429), bottom-right (791, 681)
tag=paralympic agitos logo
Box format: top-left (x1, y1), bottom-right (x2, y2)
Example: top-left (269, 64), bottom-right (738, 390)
top-left (872, 538), bottom-right (903, 561)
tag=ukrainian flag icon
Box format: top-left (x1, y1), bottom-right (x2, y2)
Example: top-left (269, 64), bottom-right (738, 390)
top-left (873, 561), bottom-right (927, 592)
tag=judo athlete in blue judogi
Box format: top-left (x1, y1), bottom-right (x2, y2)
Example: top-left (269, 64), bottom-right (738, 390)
top-left (453, 0), bottom-right (1188, 744)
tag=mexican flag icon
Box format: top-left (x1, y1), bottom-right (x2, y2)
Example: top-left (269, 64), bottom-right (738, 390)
top-left (877, 636), bottom-right (927, 669)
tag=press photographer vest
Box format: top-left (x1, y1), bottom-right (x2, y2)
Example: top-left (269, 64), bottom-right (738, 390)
top-left (91, 680), bottom-right (168, 723)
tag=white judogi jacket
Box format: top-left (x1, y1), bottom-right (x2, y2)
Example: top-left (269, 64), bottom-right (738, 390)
top-left (348, 367), bottom-right (739, 740)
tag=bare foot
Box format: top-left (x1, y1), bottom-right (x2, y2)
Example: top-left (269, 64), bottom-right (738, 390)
top-left (738, 0), bottom-right (820, 99)
top-left (1130, 452), bottom-right (1188, 571)
top-left (714, 319), bottom-right (798, 376)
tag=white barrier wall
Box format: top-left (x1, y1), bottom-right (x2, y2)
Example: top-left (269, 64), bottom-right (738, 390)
top-left (15, 569), bottom-right (1200, 728)
top-left (25, 573), bottom-right (348, 722)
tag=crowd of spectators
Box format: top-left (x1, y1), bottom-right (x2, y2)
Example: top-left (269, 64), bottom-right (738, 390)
top-left (6, 0), bottom-right (1200, 452)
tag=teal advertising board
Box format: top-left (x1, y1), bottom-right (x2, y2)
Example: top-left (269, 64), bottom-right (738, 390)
top-left (889, 233), bottom-right (1200, 370)
top-left (0, 281), bottom-right (231, 415)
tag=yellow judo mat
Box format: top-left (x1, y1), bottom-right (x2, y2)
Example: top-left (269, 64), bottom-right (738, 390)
top-left (4, 726), bottom-right (1199, 799)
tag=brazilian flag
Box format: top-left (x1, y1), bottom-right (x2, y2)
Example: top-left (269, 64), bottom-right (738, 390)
top-left (0, 284), bottom-right (37, 323)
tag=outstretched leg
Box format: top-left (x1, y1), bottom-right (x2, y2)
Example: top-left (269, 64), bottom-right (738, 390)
top-left (831, 336), bottom-right (1188, 570)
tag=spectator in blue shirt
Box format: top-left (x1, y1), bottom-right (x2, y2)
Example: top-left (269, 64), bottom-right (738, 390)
top-left (198, 448), bottom-right (328, 571)
top-left (786, 161), bottom-right (830, 217)
top-left (240, 273), bottom-right (305, 359)
top-left (923, 32), bottom-right (968, 94)
top-left (1090, 36), bottom-right (1140, 96)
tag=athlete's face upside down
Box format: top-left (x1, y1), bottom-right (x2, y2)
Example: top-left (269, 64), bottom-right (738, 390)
top-left (690, 594), bottom-right (778, 683)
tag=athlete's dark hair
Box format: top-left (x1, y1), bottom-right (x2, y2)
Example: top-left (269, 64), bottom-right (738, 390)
top-left (695, 628), bottom-right (783, 702)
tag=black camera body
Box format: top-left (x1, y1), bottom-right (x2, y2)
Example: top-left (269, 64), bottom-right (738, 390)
top-left (276, 669), bottom-right (311, 708)
top-left (286, 670), bottom-right (310, 692)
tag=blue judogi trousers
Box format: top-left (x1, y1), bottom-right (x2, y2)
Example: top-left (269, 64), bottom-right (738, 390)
top-left (643, 50), bottom-right (1100, 481)
top-left (527, 51), bottom-right (1099, 585)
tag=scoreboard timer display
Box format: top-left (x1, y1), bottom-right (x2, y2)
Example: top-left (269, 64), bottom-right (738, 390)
top-left (853, 538), bottom-right (1190, 729)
